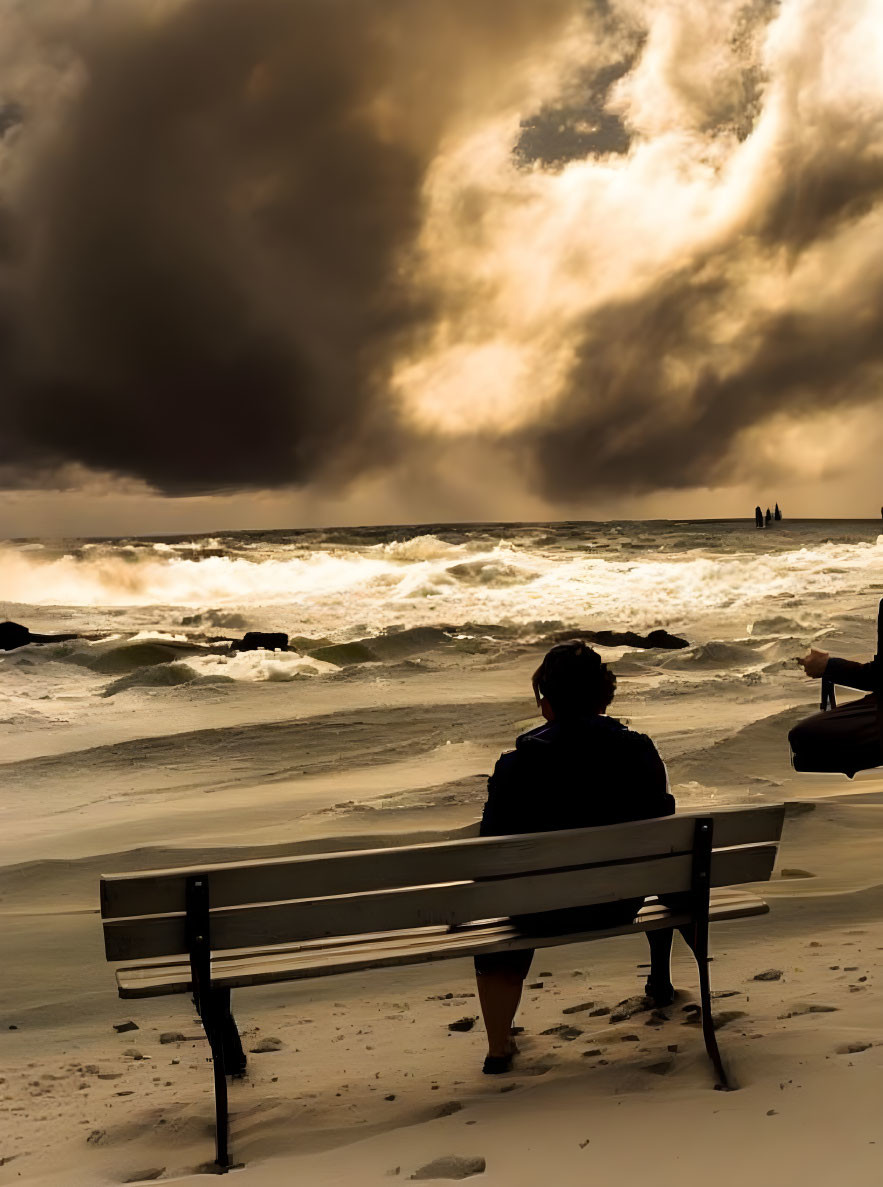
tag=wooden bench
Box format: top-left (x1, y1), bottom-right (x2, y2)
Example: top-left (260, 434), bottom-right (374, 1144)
top-left (100, 803), bottom-right (785, 1172)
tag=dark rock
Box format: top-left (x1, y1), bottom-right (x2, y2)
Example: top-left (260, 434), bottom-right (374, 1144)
top-left (547, 626), bottom-right (689, 651)
top-left (589, 1006), bottom-right (610, 1017)
top-left (114, 1021), bottom-right (139, 1033)
top-left (528, 982), bottom-right (545, 990)
top-left (752, 970), bottom-right (783, 982)
top-left (233, 632), bottom-right (289, 652)
top-left (0, 621), bottom-right (79, 650)
top-left (159, 1032), bottom-right (186, 1045)
top-left (0, 621), bottom-right (30, 650)
top-left (447, 1017), bottom-right (476, 1033)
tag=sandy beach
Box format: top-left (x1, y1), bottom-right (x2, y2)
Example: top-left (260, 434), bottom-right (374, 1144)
top-left (2, 521), bottom-right (883, 1183)
top-left (3, 664), bottom-right (883, 1181)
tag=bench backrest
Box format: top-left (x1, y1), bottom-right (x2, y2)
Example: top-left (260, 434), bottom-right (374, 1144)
top-left (101, 804), bottom-right (785, 963)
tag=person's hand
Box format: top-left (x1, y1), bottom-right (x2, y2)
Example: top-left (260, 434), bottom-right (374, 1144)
top-left (796, 649), bottom-right (829, 678)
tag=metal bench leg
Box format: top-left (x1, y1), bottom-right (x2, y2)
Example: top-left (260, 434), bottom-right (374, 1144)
top-left (187, 874), bottom-right (235, 1171)
top-left (690, 818), bottom-right (732, 1091)
top-left (203, 996), bottom-right (231, 1171)
top-left (217, 987), bottom-right (247, 1078)
top-left (692, 917), bottom-right (730, 1090)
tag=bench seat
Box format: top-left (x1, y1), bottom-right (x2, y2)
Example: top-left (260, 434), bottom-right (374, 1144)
top-left (116, 887), bottom-right (768, 998)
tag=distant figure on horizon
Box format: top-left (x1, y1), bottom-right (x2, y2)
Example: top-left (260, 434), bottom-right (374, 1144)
top-left (765, 507), bottom-right (772, 526)
top-left (789, 598), bottom-right (883, 777)
top-left (755, 506), bottom-right (764, 528)
top-left (473, 640), bottom-right (685, 1074)
top-left (774, 503), bottom-right (782, 521)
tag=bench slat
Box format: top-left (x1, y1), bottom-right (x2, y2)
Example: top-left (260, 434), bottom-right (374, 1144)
top-left (104, 843), bottom-right (777, 961)
top-left (100, 805), bottom-right (785, 918)
top-left (115, 889), bottom-right (769, 998)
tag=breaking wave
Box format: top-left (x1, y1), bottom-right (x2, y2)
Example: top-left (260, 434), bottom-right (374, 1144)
top-left (1, 530), bottom-right (882, 642)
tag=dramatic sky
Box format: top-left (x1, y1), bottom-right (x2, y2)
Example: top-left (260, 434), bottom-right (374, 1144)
top-left (1, 0), bottom-right (882, 535)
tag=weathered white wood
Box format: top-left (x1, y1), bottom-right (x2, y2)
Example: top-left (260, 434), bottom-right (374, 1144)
top-left (100, 805), bottom-right (785, 918)
top-left (115, 889), bottom-right (769, 998)
top-left (104, 844), bottom-right (777, 961)
top-left (117, 888), bottom-right (754, 976)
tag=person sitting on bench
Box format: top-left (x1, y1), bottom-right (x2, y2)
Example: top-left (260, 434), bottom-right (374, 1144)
top-left (474, 640), bottom-right (682, 1074)
top-left (789, 597), bottom-right (883, 777)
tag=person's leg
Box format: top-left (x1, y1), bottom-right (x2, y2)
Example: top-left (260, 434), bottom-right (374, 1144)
top-left (476, 971), bottom-right (525, 1057)
top-left (474, 949), bottom-right (533, 1070)
top-left (645, 928), bottom-right (675, 1005)
top-left (645, 896), bottom-right (698, 1005)
top-left (789, 694), bottom-right (881, 776)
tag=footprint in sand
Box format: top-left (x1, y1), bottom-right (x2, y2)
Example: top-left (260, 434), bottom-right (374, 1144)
top-left (777, 1004), bottom-right (838, 1019)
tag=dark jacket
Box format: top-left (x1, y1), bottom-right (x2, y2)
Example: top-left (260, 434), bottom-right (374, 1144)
top-left (824, 598), bottom-right (883, 693)
top-left (480, 715), bottom-right (674, 839)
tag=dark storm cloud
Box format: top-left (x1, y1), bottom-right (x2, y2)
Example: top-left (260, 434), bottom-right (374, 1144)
top-left (522, 258), bottom-right (883, 498)
top-left (1, 0), bottom-right (881, 509)
top-left (0, 0), bottom-right (575, 495)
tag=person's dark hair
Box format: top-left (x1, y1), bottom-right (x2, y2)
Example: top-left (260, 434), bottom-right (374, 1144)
top-left (532, 640), bottom-right (616, 717)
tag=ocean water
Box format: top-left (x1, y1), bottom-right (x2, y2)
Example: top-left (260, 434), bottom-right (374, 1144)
top-left (2, 519), bottom-right (882, 735)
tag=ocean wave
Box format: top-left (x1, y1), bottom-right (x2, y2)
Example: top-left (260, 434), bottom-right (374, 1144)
top-left (187, 650), bottom-right (339, 683)
top-left (380, 534), bottom-right (467, 562)
top-left (658, 641), bottom-right (762, 669)
top-left (445, 559), bottom-right (537, 586)
top-left (308, 625), bottom-right (453, 666)
top-left (2, 531), bottom-right (882, 645)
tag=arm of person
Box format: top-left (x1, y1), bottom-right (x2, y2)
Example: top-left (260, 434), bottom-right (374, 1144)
top-left (824, 655), bottom-right (880, 692)
top-left (479, 751), bottom-right (520, 837)
top-left (624, 733), bottom-right (676, 820)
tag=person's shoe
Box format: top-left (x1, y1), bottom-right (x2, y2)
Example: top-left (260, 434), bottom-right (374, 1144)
top-left (644, 977), bottom-right (675, 1008)
top-left (482, 1052), bottom-right (514, 1075)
